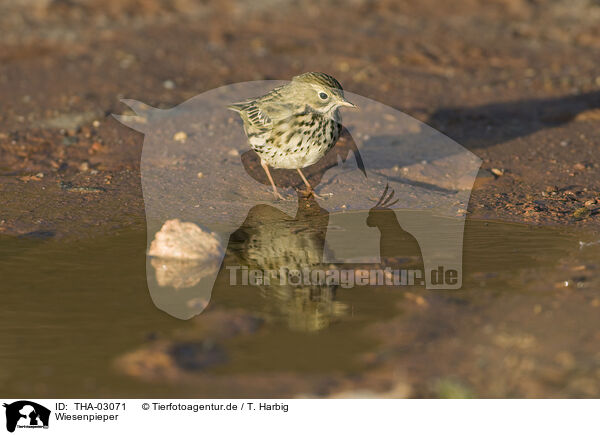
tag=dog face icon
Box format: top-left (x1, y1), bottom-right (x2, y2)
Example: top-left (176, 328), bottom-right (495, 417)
top-left (115, 81), bottom-right (481, 320)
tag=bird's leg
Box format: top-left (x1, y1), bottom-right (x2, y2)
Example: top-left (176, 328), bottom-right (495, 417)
top-left (261, 160), bottom-right (285, 200)
top-left (296, 169), bottom-right (323, 199)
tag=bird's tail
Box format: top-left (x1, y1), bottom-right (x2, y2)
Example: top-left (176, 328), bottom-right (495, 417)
top-left (227, 101), bottom-right (250, 112)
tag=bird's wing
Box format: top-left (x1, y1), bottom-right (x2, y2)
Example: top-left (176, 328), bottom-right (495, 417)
top-left (228, 85), bottom-right (297, 134)
top-left (228, 100), bottom-right (273, 134)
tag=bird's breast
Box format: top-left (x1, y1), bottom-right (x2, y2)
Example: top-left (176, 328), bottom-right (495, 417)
top-left (249, 113), bottom-right (341, 169)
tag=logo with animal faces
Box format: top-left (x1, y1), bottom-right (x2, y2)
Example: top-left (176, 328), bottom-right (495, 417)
top-left (3, 401), bottom-right (50, 432)
top-left (115, 79), bottom-right (481, 320)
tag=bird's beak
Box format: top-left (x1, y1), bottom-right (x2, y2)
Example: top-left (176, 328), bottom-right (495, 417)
top-left (339, 98), bottom-right (359, 109)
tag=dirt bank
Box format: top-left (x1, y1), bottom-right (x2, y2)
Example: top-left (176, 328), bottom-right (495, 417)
top-left (1, 0), bottom-right (599, 238)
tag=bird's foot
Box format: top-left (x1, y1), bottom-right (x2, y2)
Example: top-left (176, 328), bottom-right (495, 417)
top-left (272, 190), bottom-right (286, 200)
top-left (299, 188), bottom-right (324, 200)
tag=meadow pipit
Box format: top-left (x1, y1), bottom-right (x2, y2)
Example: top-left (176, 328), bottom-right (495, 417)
top-left (228, 72), bottom-right (357, 199)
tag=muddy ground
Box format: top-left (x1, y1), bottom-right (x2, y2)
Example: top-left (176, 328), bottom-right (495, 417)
top-left (1, 0), bottom-right (599, 237)
top-left (1, 0), bottom-right (599, 398)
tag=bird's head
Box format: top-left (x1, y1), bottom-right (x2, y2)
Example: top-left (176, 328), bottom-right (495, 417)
top-left (290, 72), bottom-right (358, 115)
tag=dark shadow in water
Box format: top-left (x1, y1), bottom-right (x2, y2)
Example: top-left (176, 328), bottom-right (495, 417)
top-left (0, 231), bottom-right (56, 262)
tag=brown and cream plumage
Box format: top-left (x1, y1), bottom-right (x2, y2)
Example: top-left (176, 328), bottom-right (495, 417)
top-left (228, 72), bottom-right (357, 199)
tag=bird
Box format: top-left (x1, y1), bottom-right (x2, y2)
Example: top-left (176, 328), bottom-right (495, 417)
top-left (228, 72), bottom-right (357, 199)
top-left (225, 195), bottom-right (347, 332)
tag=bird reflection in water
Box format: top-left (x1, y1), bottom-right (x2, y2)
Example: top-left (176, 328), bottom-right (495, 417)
top-left (226, 194), bottom-right (347, 332)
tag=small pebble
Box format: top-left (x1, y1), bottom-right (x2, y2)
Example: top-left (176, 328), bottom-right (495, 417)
top-left (163, 80), bottom-right (176, 90)
top-left (173, 131), bottom-right (187, 143)
top-left (89, 142), bottom-right (104, 154)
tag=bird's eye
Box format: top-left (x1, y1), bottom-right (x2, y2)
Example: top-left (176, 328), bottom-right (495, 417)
top-left (319, 92), bottom-right (328, 100)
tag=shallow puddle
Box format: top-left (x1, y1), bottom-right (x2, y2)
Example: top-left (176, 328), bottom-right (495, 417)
top-left (0, 218), bottom-right (598, 397)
